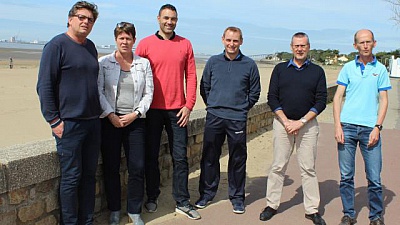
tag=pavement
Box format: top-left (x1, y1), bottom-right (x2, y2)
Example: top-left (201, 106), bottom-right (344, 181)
top-left (97, 78), bottom-right (400, 225)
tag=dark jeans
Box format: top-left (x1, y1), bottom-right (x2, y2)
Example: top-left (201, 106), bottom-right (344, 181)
top-left (54, 119), bottom-right (100, 225)
top-left (199, 113), bottom-right (247, 204)
top-left (101, 117), bottom-right (145, 214)
top-left (145, 109), bottom-right (190, 206)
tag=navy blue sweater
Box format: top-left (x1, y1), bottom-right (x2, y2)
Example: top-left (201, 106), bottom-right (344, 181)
top-left (200, 52), bottom-right (261, 121)
top-left (267, 61), bottom-right (327, 120)
top-left (37, 33), bottom-right (101, 122)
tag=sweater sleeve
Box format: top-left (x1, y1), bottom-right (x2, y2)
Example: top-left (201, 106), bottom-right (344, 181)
top-left (200, 59), bottom-right (212, 105)
top-left (135, 40), bottom-right (146, 58)
top-left (184, 42), bottom-right (197, 110)
top-left (313, 67), bottom-right (327, 114)
top-left (248, 61), bottom-right (261, 108)
top-left (267, 64), bottom-right (282, 112)
top-left (36, 42), bottom-right (61, 122)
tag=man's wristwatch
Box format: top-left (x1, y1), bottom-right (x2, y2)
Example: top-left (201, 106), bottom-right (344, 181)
top-left (375, 124), bottom-right (383, 131)
top-left (135, 110), bottom-right (142, 118)
top-left (300, 117), bottom-right (308, 124)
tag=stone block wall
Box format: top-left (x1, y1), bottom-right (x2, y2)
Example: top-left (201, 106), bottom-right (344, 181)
top-left (0, 85), bottom-right (337, 224)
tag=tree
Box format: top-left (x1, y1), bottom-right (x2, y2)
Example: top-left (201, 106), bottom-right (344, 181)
top-left (384, 0), bottom-right (400, 25)
top-left (276, 52), bottom-right (292, 61)
top-left (277, 49), bottom-right (341, 64)
top-left (347, 52), bottom-right (358, 61)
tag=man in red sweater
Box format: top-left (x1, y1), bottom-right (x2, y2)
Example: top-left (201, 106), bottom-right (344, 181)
top-left (135, 3), bottom-right (199, 220)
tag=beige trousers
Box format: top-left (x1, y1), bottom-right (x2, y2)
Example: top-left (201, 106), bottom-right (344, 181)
top-left (266, 117), bottom-right (320, 214)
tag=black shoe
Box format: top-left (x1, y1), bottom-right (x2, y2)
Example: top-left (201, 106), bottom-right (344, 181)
top-left (339, 215), bottom-right (357, 225)
top-left (305, 213), bottom-right (326, 225)
top-left (259, 206), bottom-right (277, 221)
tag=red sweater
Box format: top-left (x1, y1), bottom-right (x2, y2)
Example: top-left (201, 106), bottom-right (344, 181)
top-left (135, 34), bottom-right (197, 110)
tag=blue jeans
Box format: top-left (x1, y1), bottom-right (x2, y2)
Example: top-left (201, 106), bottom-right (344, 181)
top-left (101, 117), bottom-right (145, 214)
top-left (54, 119), bottom-right (101, 225)
top-left (145, 109), bottom-right (190, 206)
top-left (199, 113), bottom-right (247, 204)
top-left (338, 123), bottom-right (383, 221)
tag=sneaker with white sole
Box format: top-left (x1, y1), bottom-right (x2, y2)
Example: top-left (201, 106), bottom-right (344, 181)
top-left (144, 199), bottom-right (158, 213)
top-left (195, 197), bottom-right (212, 209)
top-left (128, 213), bottom-right (144, 225)
top-left (175, 203), bottom-right (201, 220)
top-left (232, 202), bottom-right (245, 214)
top-left (109, 210), bottom-right (120, 225)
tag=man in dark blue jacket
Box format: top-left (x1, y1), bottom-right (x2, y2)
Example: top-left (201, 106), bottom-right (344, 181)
top-left (196, 26), bottom-right (261, 214)
top-left (36, 1), bottom-right (101, 224)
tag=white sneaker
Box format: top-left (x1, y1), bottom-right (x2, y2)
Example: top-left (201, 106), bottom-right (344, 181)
top-left (109, 210), bottom-right (120, 225)
top-left (128, 213), bottom-right (145, 225)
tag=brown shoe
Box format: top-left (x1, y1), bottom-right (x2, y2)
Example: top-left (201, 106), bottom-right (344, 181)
top-left (370, 218), bottom-right (384, 225)
top-left (339, 215), bottom-right (357, 225)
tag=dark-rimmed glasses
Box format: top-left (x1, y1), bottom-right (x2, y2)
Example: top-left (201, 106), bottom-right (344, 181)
top-left (73, 14), bottom-right (95, 24)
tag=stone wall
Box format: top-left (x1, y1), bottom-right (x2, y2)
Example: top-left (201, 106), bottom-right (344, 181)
top-left (0, 85), bottom-right (337, 225)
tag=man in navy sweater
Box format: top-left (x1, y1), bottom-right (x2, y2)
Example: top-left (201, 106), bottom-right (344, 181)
top-left (37, 1), bottom-right (101, 224)
top-left (260, 32), bottom-right (327, 225)
top-left (196, 26), bottom-right (261, 214)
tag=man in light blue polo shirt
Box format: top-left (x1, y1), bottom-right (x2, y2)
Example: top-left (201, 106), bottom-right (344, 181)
top-left (333, 29), bottom-right (391, 225)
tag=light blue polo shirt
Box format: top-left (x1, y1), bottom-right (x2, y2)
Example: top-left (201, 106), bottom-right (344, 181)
top-left (337, 56), bottom-right (391, 128)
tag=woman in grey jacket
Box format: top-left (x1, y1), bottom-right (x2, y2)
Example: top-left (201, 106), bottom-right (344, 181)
top-left (98, 22), bottom-right (153, 225)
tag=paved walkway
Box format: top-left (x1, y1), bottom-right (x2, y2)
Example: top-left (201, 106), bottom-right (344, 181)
top-left (98, 78), bottom-right (400, 225)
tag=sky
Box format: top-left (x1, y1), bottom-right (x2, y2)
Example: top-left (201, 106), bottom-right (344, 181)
top-left (0, 0), bottom-right (399, 55)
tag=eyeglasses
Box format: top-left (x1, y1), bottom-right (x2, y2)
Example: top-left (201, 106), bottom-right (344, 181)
top-left (292, 44), bottom-right (308, 49)
top-left (73, 14), bottom-right (95, 24)
top-left (117, 22), bottom-right (135, 28)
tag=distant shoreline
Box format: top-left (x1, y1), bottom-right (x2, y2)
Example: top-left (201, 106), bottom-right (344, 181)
top-left (0, 46), bottom-right (210, 64)
top-left (0, 47), bottom-right (42, 61)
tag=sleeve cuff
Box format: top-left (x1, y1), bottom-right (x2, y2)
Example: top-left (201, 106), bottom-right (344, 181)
top-left (310, 107), bottom-right (319, 114)
top-left (273, 107), bottom-right (283, 113)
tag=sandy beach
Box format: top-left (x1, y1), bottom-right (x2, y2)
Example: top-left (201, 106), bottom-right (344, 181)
top-left (0, 47), bottom-right (341, 148)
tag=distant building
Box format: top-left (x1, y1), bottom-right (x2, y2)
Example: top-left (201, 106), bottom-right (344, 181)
top-left (98, 44), bottom-right (117, 50)
top-left (265, 53), bottom-right (280, 61)
top-left (389, 55), bottom-right (400, 78)
top-left (337, 55), bottom-right (348, 63)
